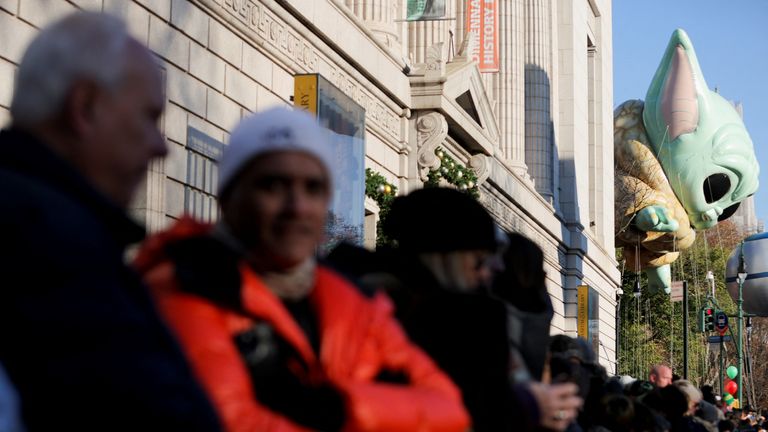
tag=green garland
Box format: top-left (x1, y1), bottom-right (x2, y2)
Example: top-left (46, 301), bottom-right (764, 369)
top-left (364, 153), bottom-right (477, 247)
top-left (365, 168), bottom-right (397, 247)
top-left (425, 147), bottom-right (479, 198)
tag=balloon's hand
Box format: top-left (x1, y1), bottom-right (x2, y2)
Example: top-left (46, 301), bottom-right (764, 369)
top-left (635, 205), bottom-right (679, 232)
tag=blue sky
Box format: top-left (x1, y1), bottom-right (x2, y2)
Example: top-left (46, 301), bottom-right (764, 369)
top-left (613, 0), bottom-right (768, 230)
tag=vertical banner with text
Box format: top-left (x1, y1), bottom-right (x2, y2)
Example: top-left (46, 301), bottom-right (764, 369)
top-left (465, 0), bottom-right (498, 72)
top-left (577, 285), bottom-right (600, 354)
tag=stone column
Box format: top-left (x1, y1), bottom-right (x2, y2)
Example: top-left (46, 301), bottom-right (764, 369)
top-left (494, 0), bottom-right (527, 175)
top-left (524, 0), bottom-right (554, 198)
top-left (343, 0), bottom-right (401, 51)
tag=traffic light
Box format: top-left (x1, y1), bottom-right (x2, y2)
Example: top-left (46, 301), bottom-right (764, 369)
top-left (700, 307), bottom-right (715, 332)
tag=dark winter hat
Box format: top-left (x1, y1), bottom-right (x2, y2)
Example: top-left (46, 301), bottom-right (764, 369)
top-left (383, 187), bottom-right (497, 253)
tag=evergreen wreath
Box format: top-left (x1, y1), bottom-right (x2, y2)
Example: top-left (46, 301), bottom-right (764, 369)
top-left (424, 147), bottom-right (479, 198)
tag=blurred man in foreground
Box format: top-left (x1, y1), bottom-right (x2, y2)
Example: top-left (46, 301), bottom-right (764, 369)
top-left (0, 12), bottom-right (220, 430)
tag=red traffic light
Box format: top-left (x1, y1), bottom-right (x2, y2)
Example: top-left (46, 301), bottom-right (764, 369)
top-left (702, 308), bottom-right (717, 332)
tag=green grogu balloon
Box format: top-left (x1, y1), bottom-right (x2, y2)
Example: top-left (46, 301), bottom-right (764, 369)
top-left (614, 29), bottom-right (759, 293)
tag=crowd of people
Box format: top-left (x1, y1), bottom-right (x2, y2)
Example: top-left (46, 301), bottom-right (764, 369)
top-left (0, 11), bottom-right (763, 432)
top-left (595, 365), bottom-right (768, 432)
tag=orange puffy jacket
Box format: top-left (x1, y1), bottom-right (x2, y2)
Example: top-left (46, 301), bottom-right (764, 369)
top-left (135, 218), bottom-right (470, 432)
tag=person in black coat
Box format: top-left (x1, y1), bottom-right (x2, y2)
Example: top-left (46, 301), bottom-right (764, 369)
top-left (328, 187), bottom-right (582, 431)
top-left (0, 12), bottom-right (220, 431)
top-left (492, 232), bottom-right (554, 382)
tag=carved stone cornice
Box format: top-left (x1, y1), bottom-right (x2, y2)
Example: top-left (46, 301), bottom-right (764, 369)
top-left (416, 111), bottom-right (448, 181)
top-left (409, 42), bottom-right (499, 156)
top-left (194, 0), bottom-right (406, 145)
top-left (469, 153), bottom-right (490, 185)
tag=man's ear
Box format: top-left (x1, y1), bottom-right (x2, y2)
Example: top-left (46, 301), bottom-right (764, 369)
top-left (66, 80), bottom-right (100, 137)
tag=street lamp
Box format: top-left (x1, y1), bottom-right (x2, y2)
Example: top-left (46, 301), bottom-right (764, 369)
top-left (706, 269), bottom-right (724, 394)
top-left (706, 271), bottom-right (715, 298)
top-left (737, 242), bottom-right (747, 405)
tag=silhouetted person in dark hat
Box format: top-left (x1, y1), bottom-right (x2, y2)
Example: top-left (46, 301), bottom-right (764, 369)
top-left (329, 187), bottom-right (582, 431)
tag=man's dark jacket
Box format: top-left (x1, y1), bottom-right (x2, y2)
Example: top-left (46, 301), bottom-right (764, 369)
top-left (0, 129), bottom-right (221, 431)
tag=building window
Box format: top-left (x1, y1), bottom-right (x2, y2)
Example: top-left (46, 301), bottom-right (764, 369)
top-left (184, 127), bottom-right (223, 223)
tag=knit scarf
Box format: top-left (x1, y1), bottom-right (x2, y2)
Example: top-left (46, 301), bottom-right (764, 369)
top-left (212, 223), bottom-right (316, 301)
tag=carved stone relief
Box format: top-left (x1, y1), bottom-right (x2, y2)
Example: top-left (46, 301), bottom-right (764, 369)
top-left (469, 153), bottom-right (490, 185)
top-left (416, 111), bottom-right (448, 181)
top-left (425, 42), bottom-right (445, 74)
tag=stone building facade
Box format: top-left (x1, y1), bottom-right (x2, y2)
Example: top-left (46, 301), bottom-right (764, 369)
top-left (0, 0), bottom-right (621, 372)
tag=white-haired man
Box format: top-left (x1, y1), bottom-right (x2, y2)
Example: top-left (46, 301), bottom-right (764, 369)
top-left (673, 380), bottom-right (720, 431)
top-left (649, 364), bottom-right (674, 388)
top-left (0, 12), bottom-right (221, 430)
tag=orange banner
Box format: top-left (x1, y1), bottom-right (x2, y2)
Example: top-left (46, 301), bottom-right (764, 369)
top-left (465, 0), bottom-right (498, 72)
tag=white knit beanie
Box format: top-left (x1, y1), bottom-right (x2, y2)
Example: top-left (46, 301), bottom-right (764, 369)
top-left (218, 107), bottom-right (334, 196)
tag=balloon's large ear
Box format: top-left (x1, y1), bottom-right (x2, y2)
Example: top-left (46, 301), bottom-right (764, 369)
top-left (643, 29), bottom-right (708, 150)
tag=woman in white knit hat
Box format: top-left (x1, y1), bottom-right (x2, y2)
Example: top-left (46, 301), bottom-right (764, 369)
top-left (135, 107), bottom-right (470, 432)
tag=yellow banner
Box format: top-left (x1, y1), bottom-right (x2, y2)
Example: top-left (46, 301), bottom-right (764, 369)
top-left (293, 74), bottom-right (318, 115)
top-left (577, 285), bottom-right (589, 338)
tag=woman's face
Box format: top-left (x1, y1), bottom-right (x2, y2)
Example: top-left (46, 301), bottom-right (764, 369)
top-left (420, 249), bottom-right (498, 292)
top-left (455, 249), bottom-right (497, 291)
